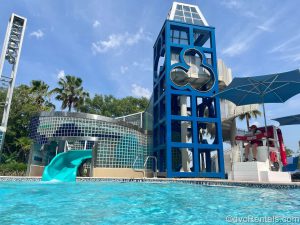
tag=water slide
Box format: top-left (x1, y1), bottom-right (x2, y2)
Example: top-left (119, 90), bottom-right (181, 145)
top-left (42, 150), bottom-right (92, 182)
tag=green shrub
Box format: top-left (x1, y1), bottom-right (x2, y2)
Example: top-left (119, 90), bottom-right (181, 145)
top-left (0, 162), bottom-right (27, 176)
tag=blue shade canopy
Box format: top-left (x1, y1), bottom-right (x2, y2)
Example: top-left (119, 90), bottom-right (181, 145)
top-left (215, 69), bottom-right (300, 106)
top-left (273, 114), bottom-right (300, 126)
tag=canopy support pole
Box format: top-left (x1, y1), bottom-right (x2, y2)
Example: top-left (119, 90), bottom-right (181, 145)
top-left (262, 101), bottom-right (267, 133)
top-left (262, 101), bottom-right (270, 162)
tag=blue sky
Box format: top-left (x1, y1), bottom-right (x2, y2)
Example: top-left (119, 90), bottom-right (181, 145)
top-left (1, 0), bottom-right (300, 151)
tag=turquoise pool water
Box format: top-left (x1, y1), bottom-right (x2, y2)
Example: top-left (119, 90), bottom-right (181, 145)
top-left (0, 182), bottom-right (299, 225)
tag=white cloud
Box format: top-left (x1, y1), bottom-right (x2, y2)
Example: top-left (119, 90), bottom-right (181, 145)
top-left (222, 41), bottom-right (254, 57)
top-left (279, 53), bottom-right (300, 62)
top-left (93, 20), bottom-right (100, 28)
top-left (120, 66), bottom-right (128, 74)
top-left (221, 0), bottom-right (241, 9)
top-left (132, 60), bottom-right (152, 71)
top-left (244, 11), bottom-right (258, 18)
top-left (286, 97), bottom-right (300, 109)
top-left (221, 1), bottom-right (257, 19)
top-left (57, 70), bottom-right (65, 79)
top-left (268, 33), bottom-right (300, 63)
top-left (125, 28), bottom-right (151, 45)
top-left (222, 14), bottom-right (280, 57)
top-left (92, 34), bottom-right (123, 53)
top-left (131, 84), bottom-right (151, 98)
top-left (222, 29), bottom-right (260, 57)
top-left (269, 34), bottom-right (300, 53)
top-left (30, 29), bottom-right (44, 39)
top-left (91, 28), bottom-right (152, 54)
top-left (256, 25), bottom-right (272, 32)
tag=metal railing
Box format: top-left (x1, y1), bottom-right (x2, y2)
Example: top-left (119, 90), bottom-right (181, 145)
top-left (132, 155), bottom-right (158, 178)
top-left (132, 155), bottom-right (145, 177)
top-left (144, 156), bottom-right (157, 178)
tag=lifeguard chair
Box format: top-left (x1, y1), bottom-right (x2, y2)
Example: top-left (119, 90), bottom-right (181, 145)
top-left (231, 125), bottom-right (291, 182)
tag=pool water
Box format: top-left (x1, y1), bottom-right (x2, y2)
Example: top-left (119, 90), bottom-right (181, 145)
top-left (0, 182), bottom-right (299, 225)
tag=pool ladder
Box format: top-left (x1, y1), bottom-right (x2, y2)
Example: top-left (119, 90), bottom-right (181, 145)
top-left (132, 155), bottom-right (157, 178)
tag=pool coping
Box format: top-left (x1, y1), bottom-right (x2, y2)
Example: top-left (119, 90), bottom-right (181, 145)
top-left (1, 176), bottom-right (300, 189)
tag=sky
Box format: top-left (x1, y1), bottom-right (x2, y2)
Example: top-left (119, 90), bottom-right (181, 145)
top-left (1, 0), bottom-right (300, 151)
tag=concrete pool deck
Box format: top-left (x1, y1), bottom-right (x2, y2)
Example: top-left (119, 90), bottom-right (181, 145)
top-left (0, 176), bottom-right (300, 189)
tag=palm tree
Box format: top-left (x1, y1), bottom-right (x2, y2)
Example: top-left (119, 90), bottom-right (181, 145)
top-left (52, 75), bottom-right (89, 112)
top-left (15, 137), bottom-right (32, 162)
top-left (30, 80), bottom-right (55, 110)
top-left (238, 109), bottom-right (262, 130)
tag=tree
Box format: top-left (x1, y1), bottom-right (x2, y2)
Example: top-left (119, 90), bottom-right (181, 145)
top-left (30, 80), bottom-right (55, 110)
top-left (238, 109), bottom-right (262, 130)
top-left (118, 96), bottom-right (149, 116)
top-left (52, 75), bottom-right (89, 112)
top-left (285, 148), bottom-right (294, 157)
top-left (79, 94), bottom-right (149, 117)
top-left (2, 84), bottom-right (52, 163)
top-left (15, 137), bottom-right (32, 162)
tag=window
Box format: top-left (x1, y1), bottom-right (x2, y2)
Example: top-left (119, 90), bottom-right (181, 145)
top-left (192, 13), bottom-right (201, 19)
top-left (176, 4), bottom-right (183, 10)
top-left (185, 18), bottom-right (193, 24)
top-left (184, 12), bottom-right (192, 18)
top-left (183, 6), bottom-right (190, 11)
top-left (193, 19), bottom-right (203, 26)
top-left (175, 10), bottom-right (184, 17)
top-left (174, 16), bottom-right (184, 22)
top-left (191, 7), bottom-right (197, 13)
top-left (170, 26), bottom-right (189, 45)
top-left (173, 4), bottom-right (205, 25)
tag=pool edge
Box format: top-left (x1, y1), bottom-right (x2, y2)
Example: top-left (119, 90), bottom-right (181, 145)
top-left (0, 176), bottom-right (300, 189)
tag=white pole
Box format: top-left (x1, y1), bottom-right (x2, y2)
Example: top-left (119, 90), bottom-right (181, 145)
top-left (180, 96), bottom-right (191, 172)
top-left (262, 101), bottom-right (270, 156)
top-left (262, 101), bottom-right (267, 133)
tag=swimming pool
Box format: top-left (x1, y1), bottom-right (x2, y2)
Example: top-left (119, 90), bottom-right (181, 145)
top-left (0, 182), bottom-right (299, 225)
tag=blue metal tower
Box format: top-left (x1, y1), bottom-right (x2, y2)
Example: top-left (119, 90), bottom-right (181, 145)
top-left (153, 2), bottom-right (225, 178)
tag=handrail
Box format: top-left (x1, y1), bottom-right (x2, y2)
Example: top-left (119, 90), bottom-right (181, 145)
top-left (132, 155), bottom-right (145, 177)
top-left (132, 155), bottom-right (158, 178)
top-left (132, 155), bottom-right (141, 170)
top-left (144, 156), bottom-right (158, 178)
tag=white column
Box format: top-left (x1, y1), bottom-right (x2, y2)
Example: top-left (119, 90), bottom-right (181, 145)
top-left (180, 96), bottom-right (191, 172)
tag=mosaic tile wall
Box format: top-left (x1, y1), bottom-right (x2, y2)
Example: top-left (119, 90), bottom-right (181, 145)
top-left (29, 112), bottom-right (151, 169)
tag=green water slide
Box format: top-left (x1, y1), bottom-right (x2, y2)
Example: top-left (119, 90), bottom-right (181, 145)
top-left (42, 150), bottom-right (92, 182)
